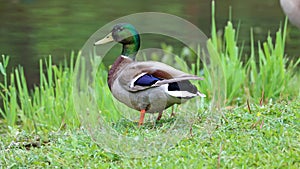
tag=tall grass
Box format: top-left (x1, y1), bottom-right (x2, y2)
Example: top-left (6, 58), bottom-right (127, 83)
top-left (0, 53), bottom-right (80, 131)
top-left (248, 19), bottom-right (300, 100)
top-left (0, 56), bottom-right (17, 127)
top-left (201, 0), bottom-right (300, 104)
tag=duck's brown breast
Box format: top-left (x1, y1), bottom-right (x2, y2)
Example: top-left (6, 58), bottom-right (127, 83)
top-left (108, 56), bottom-right (133, 89)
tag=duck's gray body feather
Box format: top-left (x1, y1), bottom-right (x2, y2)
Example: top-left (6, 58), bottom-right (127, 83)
top-left (108, 55), bottom-right (205, 113)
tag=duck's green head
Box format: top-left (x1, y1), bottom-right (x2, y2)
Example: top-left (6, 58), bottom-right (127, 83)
top-left (94, 23), bottom-right (140, 59)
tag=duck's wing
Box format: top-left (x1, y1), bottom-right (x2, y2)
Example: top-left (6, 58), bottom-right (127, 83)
top-left (118, 61), bottom-right (205, 97)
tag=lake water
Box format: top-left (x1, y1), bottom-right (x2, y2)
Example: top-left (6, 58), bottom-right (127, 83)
top-left (0, 0), bottom-right (299, 87)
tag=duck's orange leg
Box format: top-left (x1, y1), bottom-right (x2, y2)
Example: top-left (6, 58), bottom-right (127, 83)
top-left (156, 112), bottom-right (163, 121)
top-left (138, 109), bottom-right (146, 127)
top-left (170, 106), bottom-right (176, 117)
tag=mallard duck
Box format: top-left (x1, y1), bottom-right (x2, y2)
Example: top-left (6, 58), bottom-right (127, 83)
top-left (280, 0), bottom-right (300, 28)
top-left (94, 23), bottom-right (205, 126)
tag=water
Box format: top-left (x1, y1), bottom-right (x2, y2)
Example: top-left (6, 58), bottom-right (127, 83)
top-left (0, 0), bottom-right (299, 87)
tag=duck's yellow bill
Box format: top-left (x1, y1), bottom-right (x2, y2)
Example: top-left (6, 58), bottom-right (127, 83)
top-left (94, 32), bottom-right (114, 45)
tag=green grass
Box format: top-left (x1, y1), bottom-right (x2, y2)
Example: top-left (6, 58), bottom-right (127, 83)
top-left (0, 54), bottom-right (80, 131)
top-left (0, 99), bottom-right (299, 168)
top-left (248, 22), bottom-right (300, 100)
top-left (1, 0), bottom-right (300, 167)
top-left (207, 1), bottom-right (300, 104)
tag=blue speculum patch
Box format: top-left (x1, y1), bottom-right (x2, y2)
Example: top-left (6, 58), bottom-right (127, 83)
top-left (134, 74), bottom-right (162, 86)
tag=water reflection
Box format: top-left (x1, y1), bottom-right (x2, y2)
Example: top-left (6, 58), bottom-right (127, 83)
top-left (0, 0), bottom-right (299, 87)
